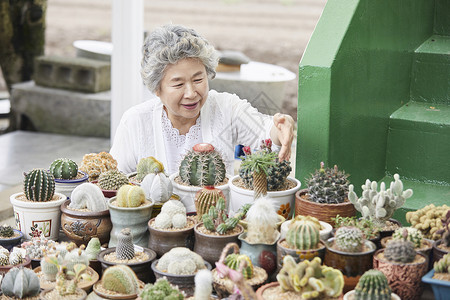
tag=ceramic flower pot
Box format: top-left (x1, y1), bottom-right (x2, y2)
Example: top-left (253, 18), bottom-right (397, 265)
top-left (193, 222), bottom-right (243, 266)
top-left (229, 175), bottom-right (301, 219)
top-left (433, 239), bottom-right (449, 265)
top-left (378, 218), bottom-right (402, 240)
top-left (54, 171), bottom-right (89, 199)
top-left (92, 280), bottom-right (145, 300)
top-left (107, 197), bottom-right (154, 248)
top-left (294, 189), bottom-right (356, 226)
top-left (280, 219), bottom-right (333, 241)
top-left (422, 269), bottom-right (450, 300)
top-left (147, 216), bottom-right (196, 258)
top-left (324, 238), bottom-right (377, 293)
top-left (373, 249), bottom-right (428, 300)
top-left (60, 199), bottom-right (112, 247)
top-left (40, 287), bottom-right (87, 300)
top-left (0, 229), bottom-right (24, 251)
top-left (10, 192), bottom-right (67, 241)
top-left (276, 238), bottom-right (326, 271)
top-left (343, 290), bottom-right (400, 300)
top-left (169, 172), bottom-right (231, 214)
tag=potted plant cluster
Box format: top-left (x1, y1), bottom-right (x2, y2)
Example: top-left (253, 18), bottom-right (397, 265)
top-left (406, 204), bottom-right (450, 241)
top-left (422, 253), bottom-right (450, 300)
top-left (381, 226), bottom-right (433, 260)
top-left (0, 246), bottom-right (31, 275)
top-left (49, 158), bottom-right (88, 199)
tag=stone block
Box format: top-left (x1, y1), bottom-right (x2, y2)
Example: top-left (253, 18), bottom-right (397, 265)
top-left (11, 81), bottom-right (110, 137)
top-left (34, 56), bottom-right (111, 93)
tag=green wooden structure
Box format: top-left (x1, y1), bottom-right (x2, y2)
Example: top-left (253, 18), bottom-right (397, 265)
top-left (296, 0), bottom-right (450, 224)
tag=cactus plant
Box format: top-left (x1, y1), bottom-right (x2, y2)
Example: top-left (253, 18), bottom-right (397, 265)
top-left (434, 253), bottom-right (450, 273)
top-left (98, 169), bottom-right (129, 191)
top-left (332, 215), bottom-right (379, 240)
top-left (116, 228), bottom-right (135, 260)
top-left (64, 246), bottom-right (89, 272)
top-left (194, 269), bottom-right (213, 300)
top-left (41, 253), bottom-right (61, 281)
top-left (286, 215), bottom-right (321, 250)
top-left (69, 182), bottom-right (108, 211)
top-left (244, 196), bottom-right (279, 244)
top-left (436, 210), bottom-right (450, 246)
top-left (0, 224), bottom-right (14, 238)
top-left (195, 186), bottom-right (225, 218)
top-left (116, 185), bottom-right (145, 207)
top-left (406, 204), bottom-right (450, 240)
top-left (156, 247), bottom-right (205, 275)
top-left (50, 158), bottom-right (78, 180)
top-left (23, 168), bottom-right (55, 202)
top-left (79, 152), bottom-right (118, 181)
top-left (179, 143), bottom-right (226, 187)
top-left (9, 251), bottom-right (23, 266)
top-left (349, 174), bottom-right (413, 228)
top-left (1, 267), bottom-right (40, 298)
top-left (306, 162), bottom-right (349, 204)
top-left (154, 200), bottom-right (188, 229)
top-left (384, 229), bottom-right (416, 263)
top-left (85, 237), bottom-right (101, 261)
top-left (50, 262), bottom-right (90, 296)
top-left (140, 277), bottom-right (184, 300)
top-left (136, 156), bottom-right (165, 181)
top-left (141, 172), bottom-right (172, 203)
top-left (202, 197), bottom-right (245, 235)
top-left (225, 253), bottom-right (254, 279)
top-left (334, 226), bottom-right (364, 253)
top-left (101, 265), bottom-right (140, 295)
top-left (354, 269), bottom-right (392, 300)
top-left (391, 227), bottom-right (423, 248)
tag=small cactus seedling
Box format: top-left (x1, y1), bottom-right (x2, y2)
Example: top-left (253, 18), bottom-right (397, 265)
top-left (384, 229), bottom-right (416, 263)
top-left (202, 198), bottom-right (245, 235)
top-left (98, 169), bottom-right (129, 191)
top-left (334, 226), bottom-right (364, 253)
top-left (50, 158), bottom-right (78, 180)
top-left (286, 215), bottom-right (321, 250)
top-left (354, 269), bottom-right (392, 300)
top-left (434, 253), bottom-right (450, 273)
top-left (0, 224), bottom-right (14, 238)
top-left (23, 168), bottom-right (55, 202)
top-left (116, 185), bottom-right (145, 207)
top-left (306, 162), bottom-right (350, 204)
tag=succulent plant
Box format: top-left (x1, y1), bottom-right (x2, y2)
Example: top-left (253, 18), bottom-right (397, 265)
top-left (156, 247), bottom-right (205, 275)
top-left (9, 251), bottom-right (23, 266)
top-left (349, 174), bottom-right (413, 228)
top-left (195, 186), bottom-right (225, 218)
top-left (434, 253), bottom-right (450, 273)
top-left (136, 156), bottom-right (165, 181)
top-left (52, 263), bottom-right (90, 296)
top-left (306, 162), bottom-right (349, 204)
top-left (179, 143), bottom-right (226, 187)
top-left (140, 277), bottom-right (184, 300)
top-left (202, 197), bottom-right (245, 235)
top-left (225, 253), bottom-right (254, 279)
top-left (286, 215), bottom-right (320, 250)
top-left (101, 265), bottom-right (140, 295)
top-left (332, 215), bottom-right (379, 239)
top-left (334, 226), bottom-right (364, 252)
top-left (436, 210), bottom-right (450, 246)
top-left (0, 224), bottom-right (14, 238)
top-left (21, 235), bottom-right (54, 259)
top-left (154, 200), bottom-right (187, 229)
top-left (194, 269), bottom-right (213, 300)
top-left (354, 269), bottom-right (392, 300)
top-left (141, 172), bottom-right (172, 203)
top-left (116, 185), bottom-right (146, 207)
top-left (245, 196), bottom-right (279, 244)
top-left (79, 152), bottom-right (118, 181)
top-left (406, 204), bottom-right (450, 240)
top-left (1, 267), bottom-right (41, 298)
top-left (50, 158), bottom-right (78, 180)
top-left (116, 228), bottom-right (135, 260)
top-left (41, 253), bottom-right (61, 281)
top-left (85, 237), bottom-right (101, 261)
top-left (391, 227), bottom-right (423, 248)
top-left (69, 182), bottom-right (108, 211)
top-left (0, 252), bottom-right (9, 265)
top-left (64, 246), bottom-right (89, 272)
top-left (98, 169), bottom-right (129, 191)
top-left (23, 168), bottom-right (55, 202)
top-left (277, 256), bottom-right (344, 298)
top-left (384, 229), bottom-right (416, 263)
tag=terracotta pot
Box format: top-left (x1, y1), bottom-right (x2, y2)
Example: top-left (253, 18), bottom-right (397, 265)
top-left (0, 229), bottom-right (24, 251)
top-left (34, 266), bottom-right (99, 292)
top-left (92, 280), bottom-right (145, 300)
top-left (40, 287), bottom-right (87, 300)
top-left (54, 171), bottom-right (89, 199)
top-left (151, 259), bottom-right (212, 297)
top-left (0, 255), bottom-right (31, 276)
top-left (324, 238), bottom-right (377, 293)
top-left (194, 223), bottom-right (243, 266)
top-left (256, 281), bottom-right (343, 300)
top-left (60, 199), bottom-right (112, 247)
top-left (294, 189), bottom-right (356, 226)
top-left (373, 249), bottom-right (428, 300)
top-left (97, 247), bottom-right (156, 283)
top-left (148, 216), bottom-right (196, 258)
top-left (276, 238), bottom-right (326, 271)
top-left (432, 239), bottom-right (449, 265)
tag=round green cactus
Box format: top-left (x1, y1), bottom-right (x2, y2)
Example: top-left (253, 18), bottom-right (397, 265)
top-left (24, 168), bottom-right (55, 202)
top-left (225, 253), bottom-right (254, 279)
top-left (286, 215), bottom-right (320, 250)
top-left (1, 267), bottom-right (41, 298)
top-left (355, 269), bottom-right (392, 300)
top-left (116, 185), bottom-right (145, 207)
top-left (136, 156), bottom-right (164, 181)
top-left (179, 143), bottom-right (226, 187)
top-left (334, 226), bottom-right (364, 253)
top-left (195, 186), bottom-right (225, 218)
top-left (101, 265), bottom-right (140, 295)
top-left (98, 169), bottom-right (129, 191)
top-left (50, 158), bottom-right (78, 180)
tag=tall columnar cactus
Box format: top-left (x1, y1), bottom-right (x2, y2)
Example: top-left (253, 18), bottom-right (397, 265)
top-left (286, 215), bottom-right (321, 250)
top-left (348, 174), bottom-right (413, 228)
top-left (434, 253), bottom-right (450, 273)
top-left (69, 182), bottom-right (108, 212)
top-left (116, 185), bottom-right (145, 207)
top-left (306, 162), bottom-right (350, 204)
top-left (50, 158), bottom-right (78, 180)
top-left (140, 277), bottom-right (185, 300)
top-left (334, 226), bottom-right (364, 253)
top-left (116, 228), bottom-right (135, 260)
top-left (136, 156), bottom-right (164, 181)
top-left (384, 229), bottom-right (416, 263)
top-left (1, 267), bottom-right (41, 298)
top-left (245, 196), bottom-right (279, 244)
top-left (195, 186), bottom-right (225, 218)
top-left (98, 169), bottom-right (129, 191)
top-left (156, 247), bottom-right (206, 275)
top-left (354, 269), bottom-right (392, 300)
top-left (391, 227), bottom-right (423, 248)
top-left (23, 168), bottom-right (55, 202)
top-left (179, 143), bottom-right (226, 187)
top-left (202, 197), bottom-right (245, 235)
top-left (225, 253), bottom-right (254, 279)
top-left (101, 265), bottom-right (140, 295)
top-left (277, 256), bottom-right (344, 298)
top-left (85, 237), bottom-right (102, 261)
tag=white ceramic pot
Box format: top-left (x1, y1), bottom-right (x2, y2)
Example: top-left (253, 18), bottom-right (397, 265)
top-left (228, 175), bottom-right (301, 218)
top-left (54, 171), bottom-right (89, 199)
top-left (169, 172), bottom-right (230, 214)
top-left (280, 219), bottom-right (333, 241)
top-left (10, 192), bottom-right (67, 241)
top-left (343, 290), bottom-right (400, 300)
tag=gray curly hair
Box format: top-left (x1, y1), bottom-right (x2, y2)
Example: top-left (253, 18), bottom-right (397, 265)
top-left (141, 24), bottom-right (220, 93)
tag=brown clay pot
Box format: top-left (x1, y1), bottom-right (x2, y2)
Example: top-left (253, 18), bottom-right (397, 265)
top-left (432, 239), bottom-right (449, 265)
top-left (276, 238), bottom-right (326, 271)
top-left (148, 216), bottom-right (196, 257)
top-left (294, 189), bottom-right (356, 226)
top-left (0, 255), bottom-right (32, 276)
top-left (93, 280), bottom-right (145, 300)
top-left (60, 199), bottom-right (112, 247)
top-left (324, 238), bottom-right (377, 293)
top-left (40, 287), bottom-right (87, 300)
top-left (256, 281), bottom-right (343, 300)
top-left (373, 249), bottom-right (428, 300)
top-left (193, 223), bottom-right (243, 266)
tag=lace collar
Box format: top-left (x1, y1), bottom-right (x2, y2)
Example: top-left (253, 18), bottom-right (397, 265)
top-left (161, 108), bottom-right (201, 148)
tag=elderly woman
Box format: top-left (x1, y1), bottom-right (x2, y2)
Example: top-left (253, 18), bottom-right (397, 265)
top-left (110, 24), bottom-right (294, 175)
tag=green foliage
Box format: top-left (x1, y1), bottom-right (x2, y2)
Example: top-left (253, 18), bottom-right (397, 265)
top-left (202, 198), bottom-right (247, 235)
top-left (50, 158), bottom-right (78, 180)
top-left (101, 265), bottom-right (140, 295)
top-left (354, 269), bottom-right (392, 300)
top-left (116, 185), bottom-right (145, 207)
top-left (23, 168), bottom-right (55, 202)
top-left (307, 162), bottom-right (349, 204)
top-left (98, 169), bottom-right (129, 191)
top-left (334, 226), bottom-right (364, 252)
top-left (140, 277), bottom-right (184, 300)
top-left (332, 215), bottom-right (379, 239)
top-left (286, 215), bottom-right (320, 250)
top-left (1, 267), bottom-right (41, 298)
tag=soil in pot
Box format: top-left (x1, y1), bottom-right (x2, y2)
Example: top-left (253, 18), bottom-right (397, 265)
top-left (378, 219), bottom-right (402, 239)
top-left (40, 287), bottom-right (87, 300)
top-left (0, 229), bottom-right (24, 251)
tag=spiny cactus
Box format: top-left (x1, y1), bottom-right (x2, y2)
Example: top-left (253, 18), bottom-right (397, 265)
top-left (101, 265), bottom-right (140, 295)
top-left (245, 196), bottom-right (280, 244)
top-left (349, 174), bottom-right (413, 228)
top-left (286, 215), bottom-right (321, 250)
top-left (306, 162), bottom-right (349, 204)
top-left (64, 246), bottom-right (89, 272)
top-left (141, 172), bottom-right (172, 203)
top-left (98, 169), bottom-right (129, 191)
top-left (136, 156), bottom-right (164, 181)
top-left (277, 256), bottom-right (344, 298)
top-left (384, 229), bottom-right (416, 263)
top-left (9, 252), bottom-right (23, 266)
top-left (79, 152), bottom-right (118, 181)
top-left (434, 253), bottom-right (450, 273)
top-left (194, 269), bottom-right (213, 300)
top-left (69, 182), bottom-right (108, 212)
top-left (41, 253), bottom-right (61, 281)
top-left (354, 269), bottom-right (392, 300)
top-left (195, 186), bottom-right (225, 218)
top-left (202, 197), bottom-right (244, 235)
top-left (140, 277), bottom-right (184, 300)
top-left (392, 227), bottom-right (423, 248)
top-left (334, 226), bottom-right (364, 252)
top-left (50, 158), bottom-right (78, 180)
top-left (332, 215), bottom-right (379, 240)
top-left (23, 168), bottom-right (55, 202)
top-left (225, 253), bottom-right (254, 279)
top-left (154, 200), bottom-right (187, 229)
top-left (179, 143), bottom-right (226, 187)
top-left (85, 237), bottom-right (101, 261)
top-left (116, 228), bottom-right (135, 260)
top-left (156, 247), bottom-right (205, 275)
top-left (0, 225), bottom-right (14, 238)
top-left (0, 252), bottom-right (9, 265)
top-left (1, 267), bottom-right (41, 298)
top-left (116, 185), bottom-right (145, 207)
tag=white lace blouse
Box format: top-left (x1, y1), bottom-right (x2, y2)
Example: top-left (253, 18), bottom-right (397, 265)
top-left (109, 90), bottom-right (275, 176)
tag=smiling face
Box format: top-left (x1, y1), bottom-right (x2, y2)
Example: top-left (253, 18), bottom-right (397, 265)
top-left (156, 58), bottom-right (209, 131)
